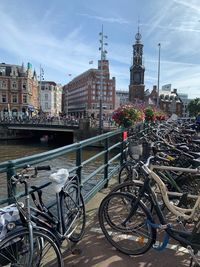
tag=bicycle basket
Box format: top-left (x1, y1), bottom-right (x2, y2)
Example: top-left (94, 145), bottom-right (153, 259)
top-left (0, 204), bottom-right (22, 265)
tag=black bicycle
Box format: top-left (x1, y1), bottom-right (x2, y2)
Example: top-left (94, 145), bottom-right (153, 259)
top-left (30, 167), bottom-right (86, 248)
top-left (0, 165), bottom-right (64, 267)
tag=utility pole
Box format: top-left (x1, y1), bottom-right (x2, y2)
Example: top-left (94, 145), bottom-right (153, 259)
top-left (156, 43), bottom-right (161, 108)
top-left (99, 25), bottom-right (108, 134)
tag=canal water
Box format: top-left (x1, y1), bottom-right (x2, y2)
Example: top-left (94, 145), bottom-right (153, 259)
top-left (0, 139), bottom-right (118, 204)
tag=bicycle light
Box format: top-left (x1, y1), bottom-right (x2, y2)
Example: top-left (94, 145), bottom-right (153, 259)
top-left (7, 222), bottom-right (16, 231)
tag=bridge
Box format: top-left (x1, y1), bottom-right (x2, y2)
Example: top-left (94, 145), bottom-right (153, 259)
top-left (4, 122), bottom-right (78, 132)
top-left (0, 119), bottom-right (116, 142)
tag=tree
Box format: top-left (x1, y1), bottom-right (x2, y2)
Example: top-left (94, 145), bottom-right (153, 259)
top-left (188, 98), bottom-right (200, 117)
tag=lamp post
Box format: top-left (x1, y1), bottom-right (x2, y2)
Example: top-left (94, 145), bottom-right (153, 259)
top-left (99, 25), bottom-right (108, 134)
top-left (156, 43), bottom-right (161, 108)
top-left (66, 89), bottom-right (69, 117)
top-left (38, 65), bottom-right (44, 114)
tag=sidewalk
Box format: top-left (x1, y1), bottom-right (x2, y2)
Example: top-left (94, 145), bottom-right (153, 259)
top-left (62, 178), bottom-right (192, 267)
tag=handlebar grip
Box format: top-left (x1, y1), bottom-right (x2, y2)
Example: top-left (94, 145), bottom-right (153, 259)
top-left (36, 166), bottom-right (51, 171)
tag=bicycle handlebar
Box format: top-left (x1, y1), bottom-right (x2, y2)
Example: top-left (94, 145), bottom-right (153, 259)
top-left (35, 166), bottom-right (51, 171)
top-left (11, 165), bottom-right (51, 183)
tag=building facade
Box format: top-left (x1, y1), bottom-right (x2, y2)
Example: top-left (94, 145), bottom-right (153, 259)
top-left (178, 93), bottom-right (191, 118)
top-left (159, 88), bottom-right (183, 116)
top-left (39, 81), bottom-right (62, 116)
top-left (0, 62), bottom-right (38, 119)
top-left (62, 59), bottom-right (115, 119)
top-left (129, 29), bottom-right (145, 102)
top-left (116, 90), bottom-right (129, 108)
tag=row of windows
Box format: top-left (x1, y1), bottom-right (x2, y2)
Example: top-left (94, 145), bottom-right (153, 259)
top-left (68, 83), bottom-right (113, 94)
top-left (91, 104), bottom-right (113, 110)
top-left (0, 81), bottom-right (27, 90)
top-left (67, 90), bottom-right (112, 100)
top-left (91, 96), bottom-right (113, 101)
top-left (93, 85), bottom-right (113, 91)
top-left (0, 94), bottom-right (28, 103)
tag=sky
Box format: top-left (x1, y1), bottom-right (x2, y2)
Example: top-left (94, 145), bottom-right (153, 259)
top-left (1, 0), bottom-right (200, 99)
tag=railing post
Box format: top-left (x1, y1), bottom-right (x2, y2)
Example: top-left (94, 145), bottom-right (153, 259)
top-left (104, 137), bottom-right (109, 188)
top-left (6, 161), bottom-right (16, 204)
top-left (120, 131), bottom-right (128, 165)
top-left (76, 143), bottom-right (82, 185)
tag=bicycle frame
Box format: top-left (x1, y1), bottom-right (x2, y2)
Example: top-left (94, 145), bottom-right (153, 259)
top-left (31, 174), bottom-right (83, 242)
top-left (123, 171), bottom-right (199, 251)
top-left (147, 159), bottom-right (200, 220)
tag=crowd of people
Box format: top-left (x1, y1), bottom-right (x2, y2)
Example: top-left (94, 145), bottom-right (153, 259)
top-left (0, 115), bottom-right (79, 126)
top-left (0, 114), bottom-right (115, 129)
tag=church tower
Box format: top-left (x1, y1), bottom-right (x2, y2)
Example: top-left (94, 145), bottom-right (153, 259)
top-left (129, 28), bottom-right (145, 102)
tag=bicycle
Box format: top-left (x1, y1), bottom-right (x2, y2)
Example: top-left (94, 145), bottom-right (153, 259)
top-left (0, 165), bottom-right (64, 267)
top-left (30, 167), bottom-right (86, 248)
top-left (98, 156), bottom-right (200, 266)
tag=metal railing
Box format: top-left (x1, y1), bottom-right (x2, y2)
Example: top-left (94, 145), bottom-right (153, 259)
top-left (0, 128), bottom-right (127, 205)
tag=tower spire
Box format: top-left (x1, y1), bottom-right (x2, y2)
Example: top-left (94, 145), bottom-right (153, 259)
top-left (138, 17), bottom-right (140, 34)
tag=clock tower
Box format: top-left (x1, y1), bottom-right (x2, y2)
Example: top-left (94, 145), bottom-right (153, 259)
top-left (129, 28), bottom-right (145, 102)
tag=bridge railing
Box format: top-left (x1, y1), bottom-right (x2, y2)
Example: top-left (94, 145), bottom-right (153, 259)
top-left (0, 128), bottom-right (127, 205)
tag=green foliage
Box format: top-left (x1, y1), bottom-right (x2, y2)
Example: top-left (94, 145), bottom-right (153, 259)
top-left (188, 98), bottom-right (200, 116)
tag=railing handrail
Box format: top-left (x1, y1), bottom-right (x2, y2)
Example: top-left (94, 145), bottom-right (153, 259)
top-left (0, 128), bottom-right (126, 205)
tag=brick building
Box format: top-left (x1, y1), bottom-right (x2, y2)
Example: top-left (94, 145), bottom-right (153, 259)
top-left (147, 85), bottom-right (183, 116)
top-left (62, 59), bottom-right (115, 119)
top-left (0, 62), bottom-right (38, 119)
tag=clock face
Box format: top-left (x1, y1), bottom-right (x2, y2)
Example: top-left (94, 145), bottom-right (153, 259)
top-left (134, 73), bottom-right (141, 84)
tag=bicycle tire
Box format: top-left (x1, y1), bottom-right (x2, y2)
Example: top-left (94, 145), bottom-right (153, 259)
top-left (118, 161), bottom-right (138, 184)
top-left (98, 191), bottom-right (156, 255)
top-left (0, 227), bottom-right (63, 267)
top-left (110, 180), bottom-right (154, 212)
top-left (60, 182), bottom-right (86, 242)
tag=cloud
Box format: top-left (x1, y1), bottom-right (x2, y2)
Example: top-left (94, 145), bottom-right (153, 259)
top-left (173, 0), bottom-right (200, 12)
top-left (78, 13), bottom-right (129, 24)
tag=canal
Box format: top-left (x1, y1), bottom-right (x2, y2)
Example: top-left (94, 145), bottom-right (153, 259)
top-left (0, 139), bottom-right (119, 203)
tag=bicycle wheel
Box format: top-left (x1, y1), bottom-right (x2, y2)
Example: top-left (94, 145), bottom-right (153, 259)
top-left (0, 227), bottom-right (63, 267)
top-left (110, 180), bottom-right (154, 212)
top-left (98, 192), bottom-right (156, 255)
top-left (118, 161), bottom-right (138, 184)
top-left (61, 182), bottom-right (86, 242)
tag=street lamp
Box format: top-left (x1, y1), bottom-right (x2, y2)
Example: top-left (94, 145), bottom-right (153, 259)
top-left (66, 89), bottom-right (69, 117)
top-left (156, 43), bottom-right (161, 108)
top-left (99, 25), bottom-right (108, 134)
top-left (38, 65), bottom-right (44, 114)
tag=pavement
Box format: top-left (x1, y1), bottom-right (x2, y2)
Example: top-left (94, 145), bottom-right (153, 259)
top-left (61, 178), bottom-right (194, 267)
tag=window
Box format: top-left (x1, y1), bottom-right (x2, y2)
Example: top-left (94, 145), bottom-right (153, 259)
top-left (12, 81), bottom-right (18, 90)
top-left (2, 80), bottom-right (7, 89)
top-left (23, 95), bottom-right (27, 103)
top-left (0, 80), bottom-right (7, 89)
top-left (0, 67), bottom-right (6, 76)
top-left (45, 102), bottom-right (48, 109)
top-left (45, 94), bottom-right (48, 101)
top-left (22, 82), bottom-right (27, 90)
top-left (12, 94), bottom-right (18, 103)
top-left (2, 94), bottom-right (7, 103)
